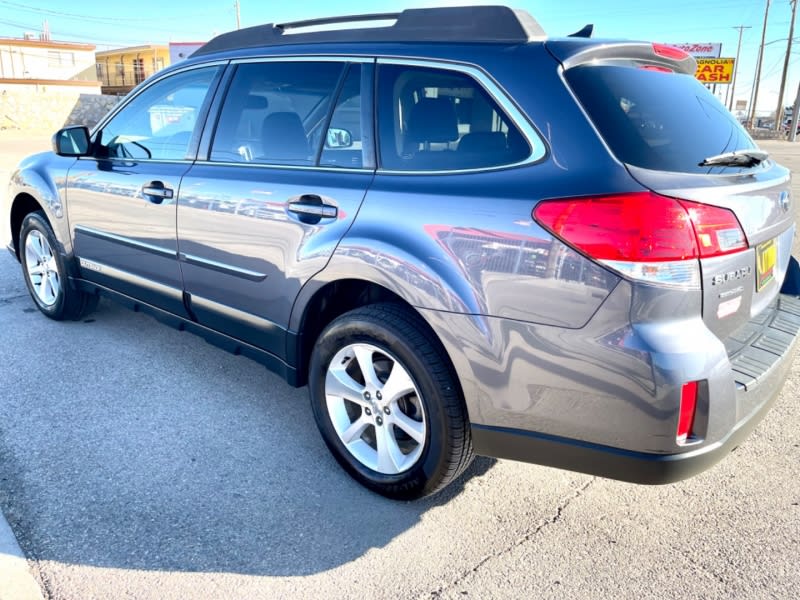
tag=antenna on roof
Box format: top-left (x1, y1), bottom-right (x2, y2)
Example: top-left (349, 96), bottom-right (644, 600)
top-left (568, 24), bottom-right (594, 38)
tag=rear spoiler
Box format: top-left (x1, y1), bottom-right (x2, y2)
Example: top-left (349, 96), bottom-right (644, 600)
top-left (546, 40), bottom-right (697, 75)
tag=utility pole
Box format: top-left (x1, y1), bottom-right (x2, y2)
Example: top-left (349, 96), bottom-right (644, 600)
top-left (790, 80), bottom-right (800, 141)
top-left (774, 0), bottom-right (798, 131)
top-left (234, 0), bottom-right (241, 30)
top-left (728, 25), bottom-right (751, 112)
top-left (749, 0), bottom-right (771, 128)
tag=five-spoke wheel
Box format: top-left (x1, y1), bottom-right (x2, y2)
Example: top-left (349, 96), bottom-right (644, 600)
top-left (310, 303), bottom-right (473, 500)
top-left (24, 229), bottom-right (61, 307)
top-left (19, 211), bottom-right (97, 320)
top-left (326, 342), bottom-right (427, 474)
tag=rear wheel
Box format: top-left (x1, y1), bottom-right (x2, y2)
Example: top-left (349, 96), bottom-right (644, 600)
top-left (19, 211), bottom-right (97, 320)
top-left (309, 303), bottom-right (473, 500)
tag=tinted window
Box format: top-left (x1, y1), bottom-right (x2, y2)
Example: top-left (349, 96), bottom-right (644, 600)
top-left (97, 66), bottom-right (220, 161)
top-left (377, 64), bottom-right (530, 171)
top-left (319, 65), bottom-right (363, 169)
top-left (565, 65), bottom-right (758, 174)
top-left (210, 61), bottom-right (344, 166)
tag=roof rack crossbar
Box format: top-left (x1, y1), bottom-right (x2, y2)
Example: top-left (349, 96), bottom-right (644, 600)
top-left (193, 6), bottom-right (546, 57)
top-left (275, 13), bottom-right (401, 32)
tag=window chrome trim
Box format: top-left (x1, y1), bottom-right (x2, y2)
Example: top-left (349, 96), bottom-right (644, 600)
top-left (375, 56), bottom-right (547, 175)
top-left (198, 160), bottom-right (375, 173)
top-left (230, 55), bottom-right (375, 65)
top-left (179, 252), bottom-right (267, 281)
top-left (75, 157), bottom-right (194, 166)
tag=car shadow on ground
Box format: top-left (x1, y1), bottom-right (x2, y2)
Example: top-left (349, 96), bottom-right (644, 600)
top-left (0, 286), bottom-right (497, 577)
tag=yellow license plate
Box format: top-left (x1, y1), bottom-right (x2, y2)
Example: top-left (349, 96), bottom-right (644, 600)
top-left (756, 239), bottom-right (777, 291)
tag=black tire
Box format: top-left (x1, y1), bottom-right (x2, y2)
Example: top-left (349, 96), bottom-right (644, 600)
top-left (309, 303), bottom-right (474, 500)
top-left (19, 211), bottom-right (98, 321)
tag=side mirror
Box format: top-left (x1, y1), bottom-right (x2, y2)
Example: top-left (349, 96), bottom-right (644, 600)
top-left (326, 127), bottom-right (353, 149)
top-left (52, 126), bottom-right (91, 157)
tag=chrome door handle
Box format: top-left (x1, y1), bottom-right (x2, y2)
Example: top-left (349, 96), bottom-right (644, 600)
top-left (142, 181), bottom-right (174, 203)
top-left (288, 195), bottom-right (337, 223)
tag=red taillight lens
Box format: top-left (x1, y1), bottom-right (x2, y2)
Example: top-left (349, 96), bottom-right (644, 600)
top-left (677, 381), bottom-right (699, 444)
top-left (678, 199), bottom-right (748, 257)
top-left (652, 43), bottom-right (690, 61)
top-left (639, 65), bottom-right (673, 73)
top-left (533, 192), bottom-right (747, 262)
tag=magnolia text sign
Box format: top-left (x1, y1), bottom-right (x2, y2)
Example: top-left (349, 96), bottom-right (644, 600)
top-left (695, 58), bottom-right (735, 84)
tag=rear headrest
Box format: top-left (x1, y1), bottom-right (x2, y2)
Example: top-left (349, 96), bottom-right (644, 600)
top-left (406, 98), bottom-right (459, 144)
top-left (261, 111), bottom-right (309, 160)
top-left (244, 94), bottom-right (268, 110)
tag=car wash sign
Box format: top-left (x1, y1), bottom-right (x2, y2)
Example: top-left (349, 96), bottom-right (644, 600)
top-left (695, 58), bottom-right (735, 84)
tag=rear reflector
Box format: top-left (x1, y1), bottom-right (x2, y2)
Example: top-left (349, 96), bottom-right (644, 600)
top-left (677, 381), bottom-right (699, 444)
top-left (533, 192), bottom-right (748, 287)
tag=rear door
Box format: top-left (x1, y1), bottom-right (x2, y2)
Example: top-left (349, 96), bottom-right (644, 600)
top-left (176, 58), bottom-right (374, 356)
top-left (554, 42), bottom-right (795, 340)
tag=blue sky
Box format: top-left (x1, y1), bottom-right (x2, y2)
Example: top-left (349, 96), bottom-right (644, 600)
top-left (0, 0), bottom-right (794, 116)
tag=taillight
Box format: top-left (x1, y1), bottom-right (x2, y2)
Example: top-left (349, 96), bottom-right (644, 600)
top-left (533, 191), bottom-right (748, 288)
top-left (677, 199), bottom-right (748, 257)
top-left (639, 65), bottom-right (673, 73)
top-left (652, 43), bottom-right (690, 61)
top-left (677, 381), bottom-right (699, 444)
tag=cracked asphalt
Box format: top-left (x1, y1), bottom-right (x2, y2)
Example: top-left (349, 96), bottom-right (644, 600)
top-left (0, 133), bottom-right (799, 599)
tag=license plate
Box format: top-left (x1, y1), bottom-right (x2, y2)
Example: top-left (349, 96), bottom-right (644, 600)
top-left (756, 239), bottom-right (777, 291)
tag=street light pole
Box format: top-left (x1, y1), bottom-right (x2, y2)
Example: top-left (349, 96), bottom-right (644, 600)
top-left (234, 0), bottom-right (241, 30)
top-left (728, 25), bottom-right (751, 112)
top-left (749, 0), bottom-right (771, 128)
top-left (774, 0), bottom-right (798, 131)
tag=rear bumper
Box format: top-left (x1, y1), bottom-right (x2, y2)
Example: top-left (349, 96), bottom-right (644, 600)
top-left (471, 292), bottom-right (800, 484)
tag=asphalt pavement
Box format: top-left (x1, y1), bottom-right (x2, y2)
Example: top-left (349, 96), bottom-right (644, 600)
top-left (0, 134), bottom-right (798, 599)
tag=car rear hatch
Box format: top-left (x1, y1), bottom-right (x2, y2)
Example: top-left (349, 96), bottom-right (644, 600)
top-left (546, 39), bottom-right (796, 353)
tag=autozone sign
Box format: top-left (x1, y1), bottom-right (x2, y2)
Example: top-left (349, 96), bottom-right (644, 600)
top-left (695, 58), bottom-right (735, 84)
top-left (668, 42), bottom-right (722, 58)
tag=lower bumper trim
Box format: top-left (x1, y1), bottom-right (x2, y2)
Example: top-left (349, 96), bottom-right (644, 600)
top-left (471, 375), bottom-right (782, 484)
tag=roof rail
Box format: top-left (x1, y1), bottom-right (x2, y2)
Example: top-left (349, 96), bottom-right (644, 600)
top-left (193, 6), bottom-right (546, 57)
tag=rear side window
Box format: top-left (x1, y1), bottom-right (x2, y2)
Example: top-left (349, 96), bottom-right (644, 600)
top-left (565, 65), bottom-right (757, 174)
top-left (377, 64), bottom-right (530, 171)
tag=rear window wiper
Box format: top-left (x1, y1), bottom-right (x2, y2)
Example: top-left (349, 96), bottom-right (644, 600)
top-left (698, 149), bottom-right (769, 168)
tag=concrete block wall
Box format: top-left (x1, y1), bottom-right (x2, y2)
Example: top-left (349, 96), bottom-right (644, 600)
top-left (0, 86), bottom-right (122, 133)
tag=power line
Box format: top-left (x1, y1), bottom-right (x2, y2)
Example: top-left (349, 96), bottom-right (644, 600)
top-left (0, 0), bottom-right (225, 24)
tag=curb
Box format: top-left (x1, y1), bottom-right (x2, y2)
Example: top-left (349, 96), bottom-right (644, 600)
top-left (0, 510), bottom-right (45, 600)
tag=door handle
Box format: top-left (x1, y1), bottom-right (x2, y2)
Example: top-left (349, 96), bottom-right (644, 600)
top-left (142, 181), bottom-right (174, 204)
top-left (288, 195), bottom-right (337, 223)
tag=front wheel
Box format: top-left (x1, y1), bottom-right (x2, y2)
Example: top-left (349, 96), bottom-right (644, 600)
top-left (309, 303), bottom-right (473, 500)
top-left (19, 211), bottom-right (97, 321)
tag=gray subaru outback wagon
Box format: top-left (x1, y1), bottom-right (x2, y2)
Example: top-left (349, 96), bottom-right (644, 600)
top-left (6, 6), bottom-right (799, 499)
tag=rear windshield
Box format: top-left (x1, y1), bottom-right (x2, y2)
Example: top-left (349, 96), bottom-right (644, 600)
top-left (565, 65), bottom-right (757, 174)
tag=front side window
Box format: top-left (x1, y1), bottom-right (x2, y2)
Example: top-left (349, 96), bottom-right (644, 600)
top-left (209, 61), bottom-right (345, 166)
top-left (96, 66), bottom-right (221, 161)
top-left (377, 64), bottom-right (530, 171)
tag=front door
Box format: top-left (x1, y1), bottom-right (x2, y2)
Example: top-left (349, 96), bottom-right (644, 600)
top-left (67, 64), bottom-right (223, 315)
